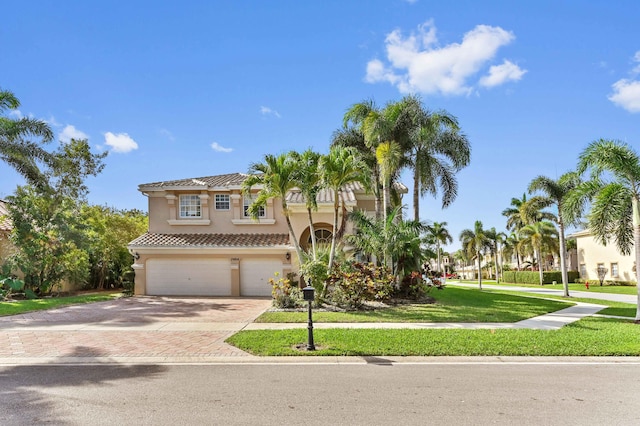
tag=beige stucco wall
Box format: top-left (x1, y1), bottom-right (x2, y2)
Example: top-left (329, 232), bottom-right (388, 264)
top-left (146, 189), bottom-right (290, 234)
top-left (574, 232), bottom-right (636, 282)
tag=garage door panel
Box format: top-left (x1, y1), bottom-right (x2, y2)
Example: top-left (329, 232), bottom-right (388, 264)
top-left (146, 259), bottom-right (231, 296)
top-left (240, 259), bottom-right (282, 297)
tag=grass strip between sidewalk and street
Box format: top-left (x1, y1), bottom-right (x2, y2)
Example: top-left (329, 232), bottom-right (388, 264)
top-left (226, 317), bottom-right (640, 356)
top-left (0, 293), bottom-right (121, 316)
top-left (256, 287), bottom-right (572, 323)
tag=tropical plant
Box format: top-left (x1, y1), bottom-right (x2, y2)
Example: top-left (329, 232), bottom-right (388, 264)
top-left (318, 145), bottom-right (370, 289)
top-left (519, 221), bottom-right (559, 285)
top-left (459, 220), bottom-right (490, 289)
top-left (289, 149), bottom-right (322, 260)
top-left (565, 139), bottom-right (640, 321)
top-left (243, 153), bottom-right (304, 263)
top-left (376, 141), bottom-right (402, 220)
top-left (0, 89), bottom-right (55, 188)
top-left (528, 171), bottom-right (582, 296)
top-left (426, 221), bottom-right (453, 275)
top-left (485, 227), bottom-right (506, 281)
top-left (399, 96), bottom-right (471, 221)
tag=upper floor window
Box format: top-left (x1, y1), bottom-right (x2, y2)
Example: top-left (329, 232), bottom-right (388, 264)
top-left (215, 194), bottom-right (230, 210)
top-left (179, 195), bottom-right (201, 218)
top-left (243, 195), bottom-right (265, 218)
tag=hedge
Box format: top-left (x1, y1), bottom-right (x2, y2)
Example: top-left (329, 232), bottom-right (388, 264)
top-left (502, 270), bottom-right (580, 285)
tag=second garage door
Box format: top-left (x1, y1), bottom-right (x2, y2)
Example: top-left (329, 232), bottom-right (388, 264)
top-left (146, 258), bottom-right (232, 296)
top-left (240, 259), bottom-right (283, 296)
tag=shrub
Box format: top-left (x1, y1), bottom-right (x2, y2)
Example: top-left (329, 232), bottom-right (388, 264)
top-left (502, 270), bottom-right (581, 285)
top-left (269, 272), bottom-right (303, 309)
top-left (327, 263), bottom-right (394, 309)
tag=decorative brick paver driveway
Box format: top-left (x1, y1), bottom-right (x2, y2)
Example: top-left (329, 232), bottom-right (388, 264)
top-left (0, 297), bottom-right (272, 361)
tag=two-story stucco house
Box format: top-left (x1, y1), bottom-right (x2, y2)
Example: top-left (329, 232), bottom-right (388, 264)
top-left (569, 229), bottom-right (637, 283)
top-left (128, 172), bottom-right (396, 297)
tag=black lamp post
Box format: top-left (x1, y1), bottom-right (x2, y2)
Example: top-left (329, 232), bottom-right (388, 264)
top-left (302, 279), bottom-right (315, 351)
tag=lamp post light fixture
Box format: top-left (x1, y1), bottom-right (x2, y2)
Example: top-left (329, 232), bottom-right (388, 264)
top-left (302, 279), bottom-right (316, 351)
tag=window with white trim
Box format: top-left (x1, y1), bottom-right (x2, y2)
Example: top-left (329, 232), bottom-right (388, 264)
top-left (243, 195), bottom-right (265, 218)
top-left (179, 195), bottom-right (201, 218)
top-left (215, 194), bottom-right (230, 210)
top-left (611, 262), bottom-right (619, 278)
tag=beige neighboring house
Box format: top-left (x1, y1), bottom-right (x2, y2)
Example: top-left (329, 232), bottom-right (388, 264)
top-left (0, 199), bottom-right (14, 265)
top-left (128, 172), bottom-right (400, 297)
top-left (570, 229), bottom-right (637, 283)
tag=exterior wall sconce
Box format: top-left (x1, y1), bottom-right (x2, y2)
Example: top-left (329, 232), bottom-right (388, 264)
top-left (285, 252), bottom-right (290, 261)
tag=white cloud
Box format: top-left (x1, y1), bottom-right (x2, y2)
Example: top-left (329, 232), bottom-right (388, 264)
top-left (159, 128), bottom-right (175, 141)
top-left (480, 60), bottom-right (527, 87)
top-left (609, 79), bottom-right (640, 113)
top-left (260, 106), bottom-right (281, 118)
top-left (365, 20), bottom-right (525, 95)
top-left (8, 109), bottom-right (23, 119)
top-left (608, 51), bottom-right (640, 113)
top-left (59, 124), bottom-right (89, 143)
top-left (211, 142), bottom-right (233, 153)
top-left (104, 132), bottom-right (138, 153)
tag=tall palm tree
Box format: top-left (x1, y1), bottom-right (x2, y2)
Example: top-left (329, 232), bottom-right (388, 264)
top-left (502, 232), bottom-right (523, 271)
top-left (503, 193), bottom-right (557, 232)
top-left (400, 96), bottom-right (471, 221)
top-left (376, 141), bottom-right (402, 221)
top-left (426, 221), bottom-right (453, 275)
top-left (0, 89), bottom-right (55, 188)
top-left (319, 146), bottom-right (370, 281)
top-left (565, 139), bottom-right (640, 322)
top-left (289, 149), bottom-right (321, 260)
top-left (459, 220), bottom-right (489, 289)
top-left (242, 153), bottom-right (304, 263)
top-left (519, 221), bottom-right (559, 285)
top-left (485, 227), bottom-right (506, 281)
top-left (528, 171), bottom-right (582, 296)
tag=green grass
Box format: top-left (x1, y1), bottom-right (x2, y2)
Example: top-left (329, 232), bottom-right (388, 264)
top-left (256, 287), bottom-right (572, 323)
top-left (0, 293), bottom-right (121, 316)
top-left (459, 280), bottom-right (637, 295)
top-left (226, 317), bottom-right (640, 356)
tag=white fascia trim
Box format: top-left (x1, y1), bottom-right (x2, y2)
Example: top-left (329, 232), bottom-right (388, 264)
top-left (128, 245), bottom-right (294, 256)
top-left (167, 219), bottom-right (211, 225)
top-left (232, 219), bottom-right (276, 225)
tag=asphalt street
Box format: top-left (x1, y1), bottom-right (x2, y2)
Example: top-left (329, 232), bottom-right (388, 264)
top-left (2, 363), bottom-right (639, 425)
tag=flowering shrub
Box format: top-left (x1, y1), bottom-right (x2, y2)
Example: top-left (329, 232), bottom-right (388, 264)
top-left (327, 263), bottom-right (394, 309)
top-left (269, 272), bottom-right (303, 308)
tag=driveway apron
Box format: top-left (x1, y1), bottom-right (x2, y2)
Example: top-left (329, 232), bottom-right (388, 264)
top-left (0, 297), bottom-right (272, 362)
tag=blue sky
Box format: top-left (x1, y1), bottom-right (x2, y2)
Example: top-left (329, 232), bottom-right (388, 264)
top-left (2, 0), bottom-right (639, 250)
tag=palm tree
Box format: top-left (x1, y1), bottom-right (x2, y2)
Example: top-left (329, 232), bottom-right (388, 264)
top-left (528, 172), bottom-right (582, 296)
top-left (400, 96), bottom-right (471, 221)
top-left (566, 139), bottom-right (640, 322)
top-left (486, 228), bottom-right (506, 282)
top-left (376, 141), bottom-right (402, 221)
top-left (502, 232), bottom-right (523, 271)
top-left (242, 153), bottom-right (304, 263)
top-left (347, 206), bottom-right (426, 282)
top-left (0, 89), bottom-right (55, 188)
top-left (459, 220), bottom-right (490, 289)
top-left (503, 193), bottom-right (556, 232)
top-left (519, 221), bottom-right (559, 285)
top-left (426, 221), bottom-right (453, 275)
top-left (289, 149), bottom-right (321, 260)
top-left (319, 146), bottom-right (370, 282)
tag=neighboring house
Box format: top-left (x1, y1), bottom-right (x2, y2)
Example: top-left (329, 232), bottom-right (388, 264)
top-left (128, 172), bottom-right (402, 297)
top-left (569, 229), bottom-right (637, 283)
top-left (0, 199), bottom-right (14, 265)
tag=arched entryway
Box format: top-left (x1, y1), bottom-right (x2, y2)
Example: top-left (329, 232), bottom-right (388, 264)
top-left (299, 223), bottom-right (333, 252)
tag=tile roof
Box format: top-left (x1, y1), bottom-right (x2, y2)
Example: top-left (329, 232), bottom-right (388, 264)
top-left (139, 173), bottom-right (249, 190)
top-left (0, 199), bottom-right (11, 231)
top-left (129, 233), bottom-right (290, 248)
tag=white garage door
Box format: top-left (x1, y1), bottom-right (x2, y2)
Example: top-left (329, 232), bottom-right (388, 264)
top-left (146, 259), bottom-right (232, 296)
top-left (240, 259), bottom-right (283, 296)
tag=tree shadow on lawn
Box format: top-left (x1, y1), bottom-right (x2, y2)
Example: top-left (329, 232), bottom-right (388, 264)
top-left (0, 346), bottom-right (167, 425)
top-left (0, 296), bottom-right (271, 329)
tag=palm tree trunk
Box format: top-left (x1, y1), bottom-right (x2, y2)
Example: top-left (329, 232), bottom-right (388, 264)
top-left (284, 215), bottom-right (304, 266)
top-left (324, 198), bottom-right (340, 297)
top-left (558, 218), bottom-right (569, 297)
top-left (413, 167), bottom-right (420, 222)
top-left (307, 208), bottom-right (317, 261)
top-left (632, 198), bottom-right (640, 322)
top-left (477, 254), bottom-right (482, 290)
top-left (436, 242), bottom-right (441, 274)
top-left (536, 248), bottom-right (544, 285)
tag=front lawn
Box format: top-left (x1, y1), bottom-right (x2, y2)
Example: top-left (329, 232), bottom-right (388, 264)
top-left (226, 317), bottom-right (640, 356)
top-left (0, 292), bottom-right (121, 316)
top-left (460, 280), bottom-right (638, 295)
top-left (256, 287), bottom-right (572, 323)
